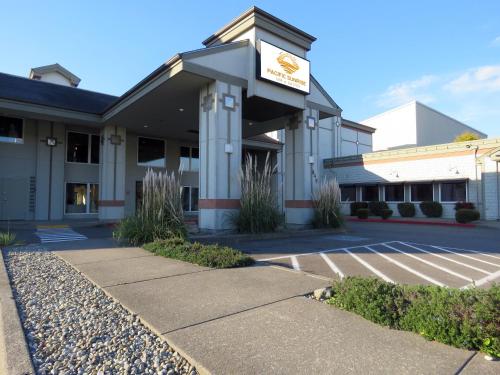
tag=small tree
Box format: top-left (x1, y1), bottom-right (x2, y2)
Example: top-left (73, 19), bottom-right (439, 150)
top-left (454, 132), bottom-right (480, 142)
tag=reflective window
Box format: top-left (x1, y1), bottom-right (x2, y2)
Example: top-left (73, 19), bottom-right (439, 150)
top-left (179, 146), bottom-right (199, 172)
top-left (411, 183), bottom-right (433, 202)
top-left (441, 181), bottom-right (466, 202)
top-left (362, 185), bottom-right (379, 201)
top-left (66, 183), bottom-right (99, 214)
top-left (138, 137), bottom-right (165, 167)
top-left (67, 132), bottom-right (99, 164)
top-left (0, 116), bottom-right (23, 144)
top-left (385, 184), bottom-right (404, 202)
top-left (340, 185), bottom-right (356, 202)
top-left (182, 186), bottom-right (199, 211)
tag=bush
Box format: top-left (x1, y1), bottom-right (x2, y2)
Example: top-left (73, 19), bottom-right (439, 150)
top-left (312, 178), bottom-right (343, 228)
top-left (380, 209), bottom-right (393, 220)
top-left (357, 208), bottom-right (369, 219)
top-left (143, 238), bottom-right (255, 268)
top-left (397, 203), bottom-right (416, 217)
top-left (419, 201), bottom-right (443, 218)
top-left (327, 277), bottom-right (500, 358)
top-left (455, 202), bottom-right (475, 211)
top-left (233, 153), bottom-right (282, 233)
top-left (368, 201), bottom-right (389, 216)
top-left (456, 208), bottom-right (480, 224)
top-left (350, 202), bottom-right (368, 216)
top-left (114, 169), bottom-right (186, 245)
top-left (0, 231), bottom-right (16, 247)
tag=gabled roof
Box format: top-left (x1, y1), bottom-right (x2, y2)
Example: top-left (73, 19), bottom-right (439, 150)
top-left (0, 72), bottom-right (117, 114)
top-left (29, 63), bottom-right (81, 87)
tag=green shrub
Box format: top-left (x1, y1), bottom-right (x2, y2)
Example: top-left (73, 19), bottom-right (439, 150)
top-left (456, 208), bottom-right (480, 224)
top-left (380, 209), bottom-right (393, 220)
top-left (350, 202), bottom-right (368, 216)
top-left (419, 201), bottom-right (443, 218)
top-left (312, 178), bottom-right (343, 228)
top-left (143, 238), bottom-right (255, 268)
top-left (368, 201), bottom-right (389, 216)
top-left (0, 231), bottom-right (16, 247)
top-left (233, 153), bottom-right (282, 233)
top-left (327, 277), bottom-right (500, 357)
top-left (397, 203), bottom-right (416, 217)
top-left (357, 208), bottom-right (369, 219)
top-left (455, 202), bottom-right (475, 210)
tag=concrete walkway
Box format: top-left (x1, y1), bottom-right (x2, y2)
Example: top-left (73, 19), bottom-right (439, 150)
top-left (55, 245), bottom-right (500, 374)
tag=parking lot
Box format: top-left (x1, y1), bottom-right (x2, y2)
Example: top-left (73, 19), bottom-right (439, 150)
top-left (236, 222), bottom-right (500, 289)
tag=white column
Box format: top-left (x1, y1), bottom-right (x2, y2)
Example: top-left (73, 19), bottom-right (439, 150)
top-left (98, 125), bottom-right (126, 221)
top-left (284, 107), bottom-right (320, 226)
top-left (198, 81), bottom-right (242, 230)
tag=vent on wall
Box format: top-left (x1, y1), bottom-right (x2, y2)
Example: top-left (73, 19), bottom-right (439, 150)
top-left (29, 176), bottom-right (36, 213)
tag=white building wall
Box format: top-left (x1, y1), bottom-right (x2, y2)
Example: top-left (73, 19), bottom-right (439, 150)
top-left (37, 71), bottom-right (73, 86)
top-left (483, 157), bottom-right (500, 220)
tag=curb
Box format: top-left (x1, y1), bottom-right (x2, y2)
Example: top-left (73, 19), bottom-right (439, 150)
top-left (346, 217), bottom-right (476, 228)
top-left (0, 248), bottom-right (35, 375)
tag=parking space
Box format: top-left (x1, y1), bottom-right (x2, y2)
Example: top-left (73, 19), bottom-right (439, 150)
top-left (258, 241), bottom-right (500, 289)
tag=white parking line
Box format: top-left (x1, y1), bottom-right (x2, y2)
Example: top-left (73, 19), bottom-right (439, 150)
top-left (319, 252), bottom-right (344, 279)
top-left (291, 256), bottom-right (300, 271)
top-left (430, 245), bottom-right (500, 268)
top-left (343, 248), bottom-right (394, 283)
top-left (462, 270), bottom-right (500, 289)
top-left (382, 243), bottom-right (473, 282)
top-left (365, 246), bottom-right (445, 286)
top-left (406, 242), bottom-right (500, 260)
top-left (400, 242), bottom-right (491, 275)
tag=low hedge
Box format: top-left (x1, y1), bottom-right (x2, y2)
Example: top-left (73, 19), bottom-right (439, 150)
top-left (419, 201), bottom-right (443, 218)
top-left (397, 203), bottom-right (416, 217)
top-left (456, 208), bottom-right (480, 224)
top-left (357, 208), bottom-right (369, 219)
top-left (327, 277), bottom-right (500, 358)
top-left (350, 202), bottom-right (368, 216)
top-left (380, 209), bottom-right (393, 220)
top-left (143, 237), bottom-right (255, 268)
top-left (368, 201), bottom-right (389, 216)
top-left (455, 202), bottom-right (475, 210)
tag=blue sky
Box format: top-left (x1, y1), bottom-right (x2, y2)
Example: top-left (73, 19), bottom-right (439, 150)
top-left (1, 1), bottom-right (499, 136)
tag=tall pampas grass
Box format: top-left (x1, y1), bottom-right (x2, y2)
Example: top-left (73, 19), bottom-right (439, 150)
top-left (234, 153), bottom-right (282, 233)
top-left (312, 177), bottom-right (343, 228)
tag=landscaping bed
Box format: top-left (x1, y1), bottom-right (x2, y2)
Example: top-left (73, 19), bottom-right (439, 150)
top-left (143, 237), bottom-right (255, 268)
top-left (317, 277), bottom-right (500, 359)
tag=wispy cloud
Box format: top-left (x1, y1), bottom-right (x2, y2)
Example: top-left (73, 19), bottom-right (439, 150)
top-left (490, 36), bottom-right (500, 47)
top-left (444, 65), bottom-right (500, 94)
top-left (375, 75), bottom-right (437, 107)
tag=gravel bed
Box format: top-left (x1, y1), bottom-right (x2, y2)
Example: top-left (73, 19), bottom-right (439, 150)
top-left (4, 248), bottom-right (198, 375)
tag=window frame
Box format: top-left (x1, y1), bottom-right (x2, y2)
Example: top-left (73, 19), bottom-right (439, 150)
top-left (137, 136), bottom-right (166, 168)
top-left (439, 180), bottom-right (468, 203)
top-left (65, 131), bottom-right (100, 165)
top-left (179, 146), bottom-right (200, 172)
top-left (64, 182), bottom-right (99, 215)
top-left (384, 184), bottom-right (405, 202)
top-left (0, 116), bottom-right (24, 144)
top-left (340, 184), bottom-right (357, 202)
top-left (410, 182), bottom-right (434, 202)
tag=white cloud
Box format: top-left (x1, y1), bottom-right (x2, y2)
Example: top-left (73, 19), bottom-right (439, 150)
top-left (490, 36), bottom-right (500, 47)
top-left (444, 65), bottom-right (500, 94)
top-left (375, 75), bottom-right (437, 108)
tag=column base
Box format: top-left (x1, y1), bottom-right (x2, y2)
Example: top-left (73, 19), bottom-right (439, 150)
top-left (198, 199), bottom-right (240, 230)
top-left (285, 200), bottom-right (314, 226)
top-left (98, 200), bottom-right (125, 221)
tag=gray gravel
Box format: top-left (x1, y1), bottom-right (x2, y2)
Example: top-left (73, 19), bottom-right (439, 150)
top-left (5, 248), bottom-right (198, 375)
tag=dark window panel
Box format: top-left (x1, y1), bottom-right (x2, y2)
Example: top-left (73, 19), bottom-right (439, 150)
top-left (441, 181), bottom-right (467, 202)
top-left (138, 137), bottom-right (165, 167)
top-left (411, 183), bottom-right (433, 202)
top-left (0, 116), bottom-right (23, 141)
top-left (385, 184), bottom-right (404, 202)
top-left (67, 132), bottom-right (89, 163)
top-left (362, 185), bottom-right (379, 201)
top-left (90, 135), bottom-right (100, 164)
top-left (340, 185), bottom-right (356, 202)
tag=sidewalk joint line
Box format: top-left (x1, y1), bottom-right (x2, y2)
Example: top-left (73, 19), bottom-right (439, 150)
top-left (103, 268), bottom-right (215, 288)
top-left (73, 254), bottom-right (155, 266)
top-left (453, 351), bottom-right (477, 375)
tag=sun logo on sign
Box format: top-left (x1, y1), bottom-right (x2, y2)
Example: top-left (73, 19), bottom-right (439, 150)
top-left (277, 52), bottom-right (300, 74)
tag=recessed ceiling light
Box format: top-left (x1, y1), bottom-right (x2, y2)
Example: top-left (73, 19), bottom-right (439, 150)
top-left (248, 122), bottom-right (253, 126)
top-left (143, 125), bottom-right (149, 128)
top-left (179, 108), bottom-right (184, 112)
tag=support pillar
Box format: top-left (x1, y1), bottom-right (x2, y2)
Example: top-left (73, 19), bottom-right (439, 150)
top-left (198, 81), bottom-right (242, 230)
top-left (98, 125), bottom-right (126, 221)
top-left (284, 107), bottom-right (320, 226)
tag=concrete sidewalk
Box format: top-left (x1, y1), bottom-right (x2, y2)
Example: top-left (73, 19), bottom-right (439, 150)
top-left (56, 245), bottom-right (499, 375)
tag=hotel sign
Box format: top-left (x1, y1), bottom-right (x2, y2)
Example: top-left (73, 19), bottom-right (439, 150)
top-left (257, 40), bottom-right (310, 94)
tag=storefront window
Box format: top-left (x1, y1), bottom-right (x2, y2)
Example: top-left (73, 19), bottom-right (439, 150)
top-left (0, 116), bottom-right (23, 144)
top-left (440, 181), bottom-right (466, 202)
top-left (411, 183), bottom-right (433, 202)
top-left (340, 185), bottom-right (356, 202)
top-left (385, 184), bottom-right (404, 202)
top-left (182, 186), bottom-right (199, 211)
top-left (361, 185), bottom-right (379, 201)
top-left (179, 146), bottom-right (199, 172)
top-left (67, 132), bottom-right (100, 164)
top-left (66, 183), bottom-right (99, 214)
top-left (138, 137), bottom-right (165, 167)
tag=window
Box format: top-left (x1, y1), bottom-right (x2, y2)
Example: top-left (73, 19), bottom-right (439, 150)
top-left (179, 146), bottom-right (199, 172)
top-left (138, 137), bottom-right (165, 167)
top-left (340, 185), bottom-right (356, 202)
top-left (65, 183), bottom-right (99, 214)
top-left (182, 186), bottom-right (199, 211)
top-left (440, 181), bottom-right (467, 202)
top-left (411, 183), bottom-right (433, 202)
top-left (385, 184), bottom-right (404, 202)
top-left (67, 132), bottom-right (100, 164)
top-left (361, 185), bottom-right (379, 201)
top-left (0, 116), bottom-right (23, 144)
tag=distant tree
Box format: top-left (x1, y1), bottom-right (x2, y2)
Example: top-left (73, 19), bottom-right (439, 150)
top-left (454, 132), bottom-right (480, 142)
